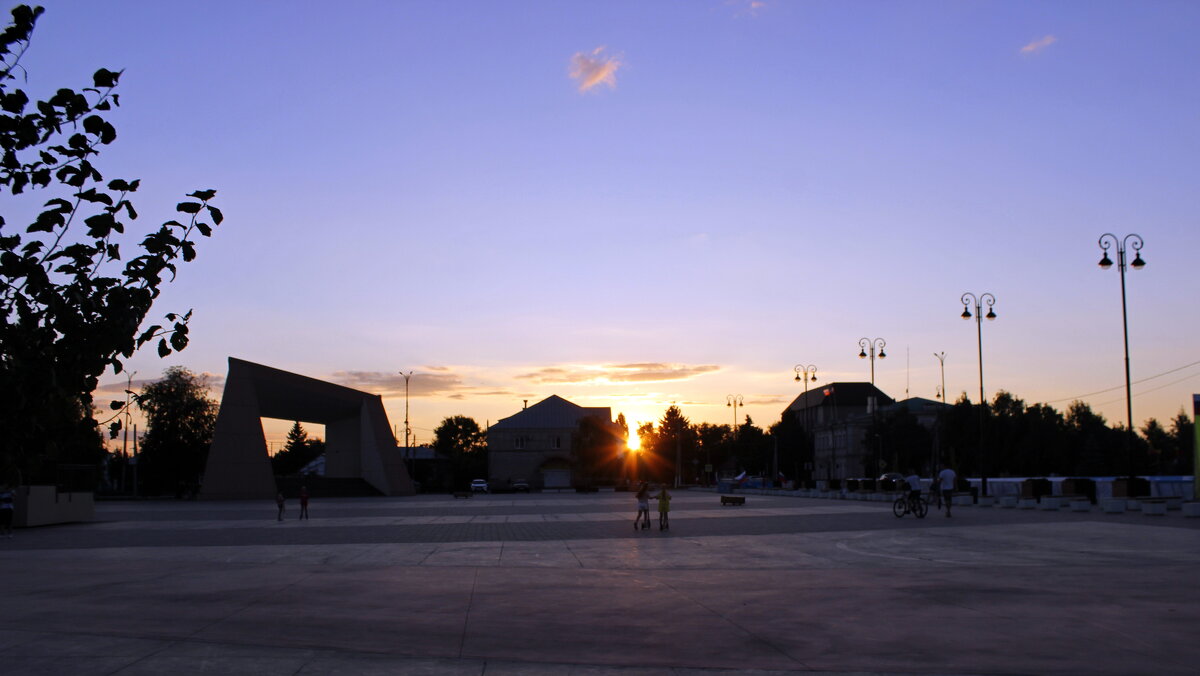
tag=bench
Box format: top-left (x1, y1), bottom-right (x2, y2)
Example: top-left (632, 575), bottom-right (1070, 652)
top-left (452, 491), bottom-right (472, 499)
top-left (720, 495), bottom-right (745, 506)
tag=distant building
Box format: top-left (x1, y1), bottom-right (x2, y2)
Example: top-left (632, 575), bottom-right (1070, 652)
top-left (784, 383), bottom-right (950, 481)
top-left (487, 395), bottom-right (621, 489)
top-left (783, 382), bottom-right (894, 481)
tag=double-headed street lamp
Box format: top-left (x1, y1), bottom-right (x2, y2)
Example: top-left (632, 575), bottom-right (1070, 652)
top-left (793, 364), bottom-right (818, 483)
top-left (857, 338), bottom-right (886, 385)
top-left (727, 394), bottom-right (744, 440)
top-left (793, 364), bottom-right (818, 391)
top-left (1098, 233), bottom-right (1145, 480)
top-left (961, 292), bottom-right (996, 496)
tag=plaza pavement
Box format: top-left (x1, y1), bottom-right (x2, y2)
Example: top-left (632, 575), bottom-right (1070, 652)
top-left (1, 490), bottom-right (1198, 675)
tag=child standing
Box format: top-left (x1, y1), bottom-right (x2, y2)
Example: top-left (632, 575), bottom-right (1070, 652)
top-left (276, 491), bottom-right (285, 521)
top-left (634, 482), bottom-right (651, 530)
top-left (298, 486), bottom-right (309, 520)
top-left (655, 486), bottom-right (671, 531)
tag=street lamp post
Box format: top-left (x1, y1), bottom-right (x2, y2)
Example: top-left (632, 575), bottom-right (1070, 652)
top-left (793, 364), bottom-right (818, 395)
top-left (933, 351), bottom-right (948, 470)
top-left (933, 352), bottom-right (947, 405)
top-left (1098, 233), bottom-right (1145, 480)
top-left (400, 371), bottom-right (414, 472)
top-left (857, 338), bottom-right (887, 385)
top-left (123, 371), bottom-right (136, 495)
top-left (793, 364), bottom-right (818, 485)
top-left (726, 394), bottom-right (744, 440)
top-left (960, 292), bottom-right (996, 496)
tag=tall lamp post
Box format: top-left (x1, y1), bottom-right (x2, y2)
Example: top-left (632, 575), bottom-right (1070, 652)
top-left (793, 364), bottom-right (818, 485)
top-left (726, 394), bottom-right (744, 440)
top-left (933, 352), bottom-right (947, 404)
top-left (123, 371), bottom-right (136, 495)
top-left (400, 371), bottom-right (415, 472)
top-left (960, 292), bottom-right (996, 496)
top-left (857, 338), bottom-right (886, 385)
top-left (1098, 233), bottom-right (1145, 480)
top-left (933, 352), bottom-right (949, 470)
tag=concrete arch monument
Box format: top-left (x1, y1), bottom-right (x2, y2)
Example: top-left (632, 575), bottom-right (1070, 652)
top-left (200, 357), bottom-right (414, 499)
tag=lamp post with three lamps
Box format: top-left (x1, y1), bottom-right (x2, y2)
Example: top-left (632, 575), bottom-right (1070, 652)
top-left (1098, 233), bottom-right (1145, 480)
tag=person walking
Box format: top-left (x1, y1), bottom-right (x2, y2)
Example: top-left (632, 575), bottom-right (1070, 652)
top-left (298, 485), bottom-right (309, 520)
top-left (276, 491), bottom-right (286, 521)
top-left (655, 485), bottom-right (671, 531)
top-left (0, 484), bottom-right (14, 538)
top-left (634, 482), bottom-right (651, 530)
top-left (937, 463), bottom-right (957, 518)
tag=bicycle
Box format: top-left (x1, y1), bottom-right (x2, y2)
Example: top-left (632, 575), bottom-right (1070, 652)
top-left (893, 492), bottom-right (928, 518)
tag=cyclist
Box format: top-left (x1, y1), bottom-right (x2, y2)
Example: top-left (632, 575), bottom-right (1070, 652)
top-left (904, 469), bottom-right (923, 512)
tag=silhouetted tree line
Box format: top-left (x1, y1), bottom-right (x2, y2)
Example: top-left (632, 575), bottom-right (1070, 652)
top-left (624, 406), bottom-right (781, 485)
top-left (598, 396), bottom-right (1193, 486)
top-left (866, 392), bottom-right (1193, 479)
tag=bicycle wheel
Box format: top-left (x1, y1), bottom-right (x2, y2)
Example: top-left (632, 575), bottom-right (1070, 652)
top-left (893, 496), bottom-right (907, 518)
top-left (914, 497), bottom-right (928, 518)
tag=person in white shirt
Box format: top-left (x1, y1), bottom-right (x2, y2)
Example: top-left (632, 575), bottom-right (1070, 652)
top-left (937, 465), bottom-right (957, 518)
top-left (903, 471), bottom-right (924, 513)
top-left (904, 471), bottom-right (923, 500)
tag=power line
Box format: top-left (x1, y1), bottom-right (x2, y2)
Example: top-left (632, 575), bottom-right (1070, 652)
top-left (1091, 370), bottom-right (1200, 409)
top-left (1044, 359), bottom-right (1200, 404)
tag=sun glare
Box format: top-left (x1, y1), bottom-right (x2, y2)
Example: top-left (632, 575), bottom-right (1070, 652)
top-left (627, 432), bottom-right (641, 452)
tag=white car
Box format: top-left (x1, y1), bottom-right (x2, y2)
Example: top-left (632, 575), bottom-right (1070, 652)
top-left (470, 479), bottom-right (489, 493)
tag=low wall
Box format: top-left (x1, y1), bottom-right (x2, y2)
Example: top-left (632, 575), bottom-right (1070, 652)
top-left (969, 476), bottom-right (1194, 501)
top-left (14, 485), bottom-right (95, 527)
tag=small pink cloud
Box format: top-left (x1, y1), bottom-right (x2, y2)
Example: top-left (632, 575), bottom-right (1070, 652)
top-left (1020, 35), bottom-right (1057, 55)
top-left (570, 47), bottom-right (622, 92)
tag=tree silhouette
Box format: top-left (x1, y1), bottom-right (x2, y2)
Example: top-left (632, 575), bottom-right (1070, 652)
top-left (0, 6), bottom-right (223, 483)
top-left (135, 367), bottom-right (217, 496)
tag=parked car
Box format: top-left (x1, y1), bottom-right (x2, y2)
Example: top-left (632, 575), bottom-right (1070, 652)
top-left (470, 479), bottom-right (489, 493)
top-left (511, 479), bottom-right (530, 493)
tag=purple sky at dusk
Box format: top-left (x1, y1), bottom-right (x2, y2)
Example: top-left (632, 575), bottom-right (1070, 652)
top-left (17, 1), bottom-right (1198, 447)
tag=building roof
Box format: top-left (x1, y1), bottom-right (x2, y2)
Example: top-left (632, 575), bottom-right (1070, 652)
top-left (489, 395), bottom-right (612, 431)
top-left (783, 381), bottom-right (896, 415)
top-left (883, 396), bottom-right (951, 415)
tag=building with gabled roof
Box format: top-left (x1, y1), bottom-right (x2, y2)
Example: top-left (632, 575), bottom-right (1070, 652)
top-left (487, 395), bottom-right (620, 490)
top-left (783, 383), bottom-right (950, 482)
top-left (782, 382), bottom-right (894, 482)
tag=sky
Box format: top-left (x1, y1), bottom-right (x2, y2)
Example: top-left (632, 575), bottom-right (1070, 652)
top-left (11, 0), bottom-right (1199, 448)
